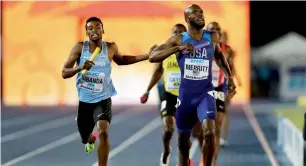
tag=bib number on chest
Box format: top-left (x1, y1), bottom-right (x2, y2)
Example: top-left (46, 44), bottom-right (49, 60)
top-left (80, 72), bottom-right (105, 92)
top-left (166, 72), bottom-right (181, 91)
top-left (184, 58), bottom-right (209, 80)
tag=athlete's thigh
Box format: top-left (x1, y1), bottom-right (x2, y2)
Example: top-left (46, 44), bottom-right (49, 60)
top-left (214, 85), bottom-right (226, 113)
top-left (176, 98), bottom-right (197, 133)
top-left (216, 97), bottom-right (226, 113)
top-left (197, 94), bottom-right (217, 122)
top-left (93, 98), bottom-right (112, 124)
top-left (77, 101), bottom-right (96, 144)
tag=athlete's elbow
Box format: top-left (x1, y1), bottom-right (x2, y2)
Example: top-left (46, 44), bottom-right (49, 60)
top-left (62, 73), bottom-right (68, 79)
top-left (115, 61), bottom-right (127, 66)
top-left (61, 70), bottom-right (70, 79)
top-left (149, 57), bottom-right (155, 63)
top-left (149, 53), bottom-right (159, 63)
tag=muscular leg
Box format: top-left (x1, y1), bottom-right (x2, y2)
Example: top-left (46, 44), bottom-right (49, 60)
top-left (77, 101), bottom-right (96, 145)
top-left (221, 104), bottom-right (229, 144)
top-left (160, 92), bottom-right (178, 165)
top-left (176, 97), bottom-right (197, 166)
top-left (178, 132), bottom-right (192, 166)
top-left (201, 119), bottom-right (215, 166)
top-left (96, 120), bottom-right (110, 166)
top-left (161, 116), bottom-right (175, 163)
top-left (211, 112), bottom-right (224, 166)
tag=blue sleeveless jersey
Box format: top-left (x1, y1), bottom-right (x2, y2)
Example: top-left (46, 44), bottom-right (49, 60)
top-left (76, 41), bottom-right (117, 103)
top-left (177, 30), bottom-right (215, 99)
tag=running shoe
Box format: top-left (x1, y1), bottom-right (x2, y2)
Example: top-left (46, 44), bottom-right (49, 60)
top-left (85, 143), bottom-right (95, 155)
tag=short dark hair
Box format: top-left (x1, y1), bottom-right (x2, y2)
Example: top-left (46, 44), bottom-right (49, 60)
top-left (85, 17), bottom-right (103, 30)
top-left (174, 23), bottom-right (187, 31)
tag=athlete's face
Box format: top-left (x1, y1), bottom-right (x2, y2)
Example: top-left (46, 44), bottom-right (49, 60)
top-left (172, 26), bottom-right (186, 35)
top-left (187, 6), bottom-right (205, 30)
top-left (207, 23), bottom-right (221, 37)
top-left (220, 31), bottom-right (228, 43)
top-left (86, 21), bottom-right (103, 42)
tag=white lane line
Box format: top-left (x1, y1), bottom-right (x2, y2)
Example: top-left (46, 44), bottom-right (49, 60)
top-left (2, 116), bottom-right (41, 128)
top-left (2, 132), bottom-right (79, 166)
top-left (1, 115), bottom-right (76, 143)
top-left (1, 111), bottom-right (135, 166)
top-left (242, 104), bottom-right (279, 166)
top-left (91, 116), bottom-right (161, 166)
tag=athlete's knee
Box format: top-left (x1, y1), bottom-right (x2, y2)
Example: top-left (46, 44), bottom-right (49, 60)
top-left (178, 132), bottom-right (191, 155)
top-left (215, 125), bottom-right (221, 139)
top-left (164, 124), bottom-right (175, 135)
top-left (163, 116), bottom-right (175, 134)
top-left (192, 121), bottom-right (202, 138)
top-left (97, 120), bottom-right (110, 141)
top-left (202, 119), bottom-right (215, 139)
top-left (203, 128), bottom-right (215, 140)
top-left (192, 129), bottom-right (200, 138)
top-left (215, 113), bottom-right (223, 137)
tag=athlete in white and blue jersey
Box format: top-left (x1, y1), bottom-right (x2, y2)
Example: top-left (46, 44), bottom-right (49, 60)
top-left (149, 5), bottom-right (236, 166)
top-left (62, 17), bottom-right (156, 166)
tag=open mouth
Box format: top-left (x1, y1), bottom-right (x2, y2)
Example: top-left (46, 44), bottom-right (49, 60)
top-left (198, 18), bottom-right (204, 22)
top-left (92, 34), bottom-right (99, 39)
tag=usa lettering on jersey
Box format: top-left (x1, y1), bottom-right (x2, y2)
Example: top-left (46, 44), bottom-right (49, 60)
top-left (183, 47), bottom-right (210, 80)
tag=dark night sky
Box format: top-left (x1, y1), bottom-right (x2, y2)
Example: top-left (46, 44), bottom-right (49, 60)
top-left (250, 1), bottom-right (306, 47)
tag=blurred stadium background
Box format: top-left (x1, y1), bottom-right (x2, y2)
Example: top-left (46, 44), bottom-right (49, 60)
top-left (1, 1), bottom-right (305, 166)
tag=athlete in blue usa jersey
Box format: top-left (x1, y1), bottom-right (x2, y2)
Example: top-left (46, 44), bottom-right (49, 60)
top-left (149, 5), bottom-right (236, 166)
top-left (62, 17), bottom-right (156, 166)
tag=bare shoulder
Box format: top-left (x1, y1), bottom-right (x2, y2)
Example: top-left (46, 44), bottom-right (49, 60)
top-left (168, 33), bottom-right (183, 46)
top-left (225, 44), bottom-right (234, 56)
top-left (106, 41), bottom-right (117, 48)
top-left (106, 41), bottom-right (118, 53)
top-left (73, 41), bottom-right (83, 50)
top-left (70, 41), bottom-right (83, 56)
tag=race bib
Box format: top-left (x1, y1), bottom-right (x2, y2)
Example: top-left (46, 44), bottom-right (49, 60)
top-left (80, 72), bottom-right (105, 92)
top-left (184, 58), bottom-right (209, 80)
top-left (166, 72), bottom-right (181, 91)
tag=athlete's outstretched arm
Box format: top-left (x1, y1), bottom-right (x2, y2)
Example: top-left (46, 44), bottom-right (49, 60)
top-left (211, 32), bottom-right (232, 78)
top-left (149, 35), bottom-right (182, 63)
top-left (62, 42), bottom-right (83, 79)
top-left (146, 63), bottom-right (164, 92)
top-left (227, 50), bottom-right (242, 85)
top-left (112, 42), bottom-right (153, 65)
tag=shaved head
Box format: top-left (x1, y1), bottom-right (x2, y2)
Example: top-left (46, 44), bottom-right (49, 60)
top-left (207, 21), bottom-right (221, 36)
top-left (184, 4), bottom-right (205, 30)
top-left (172, 23), bottom-right (187, 35)
top-left (184, 4), bottom-right (200, 19)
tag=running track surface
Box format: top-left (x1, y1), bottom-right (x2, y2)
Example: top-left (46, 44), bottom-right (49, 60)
top-left (1, 105), bottom-right (292, 166)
